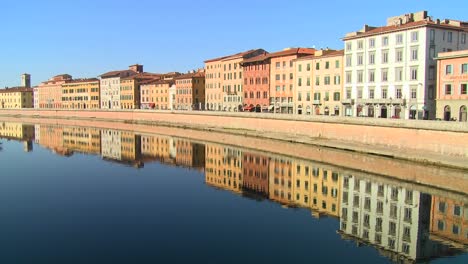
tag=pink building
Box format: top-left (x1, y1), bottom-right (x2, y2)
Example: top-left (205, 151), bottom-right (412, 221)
top-left (37, 74), bottom-right (72, 109)
top-left (241, 52), bottom-right (270, 112)
top-left (436, 50), bottom-right (468, 121)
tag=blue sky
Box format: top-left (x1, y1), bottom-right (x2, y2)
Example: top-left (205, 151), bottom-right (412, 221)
top-left (0, 0), bottom-right (466, 87)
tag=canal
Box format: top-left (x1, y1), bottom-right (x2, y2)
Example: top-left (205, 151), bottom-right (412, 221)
top-left (0, 120), bottom-right (467, 263)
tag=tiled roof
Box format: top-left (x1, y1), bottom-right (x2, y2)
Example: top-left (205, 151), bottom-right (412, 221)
top-left (294, 49), bottom-right (344, 61)
top-left (204, 49), bottom-right (265, 63)
top-left (140, 79), bottom-right (174, 86)
top-left (174, 71), bottom-right (205, 80)
top-left (242, 52), bottom-right (270, 64)
top-left (343, 20), bottom-right (468, 40)
top-left (100, 70), bottom-right (137, 78)
top-left (64, 78), bottom-right (100, 84)
top-left (267, 48), bottom-right (316, 59)
top-left (0, 87), bottom-right (33, 93)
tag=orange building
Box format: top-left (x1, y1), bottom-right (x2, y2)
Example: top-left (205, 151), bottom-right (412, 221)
top-left (241, 52), bottom-right (270, 112)
top-left (36, 124), bottom-right (72, 156)
top-left (204, 49), bottom-right (266, 111)
top-left (61, 78), bottom-right (100, 109)
top-left (62, 126), bottom-right (101, 155)
top-left (140, 80), bottom-right (174, 110)
top-left (269, 48), bottom-right (315, 113)
top-left (268, 157), bottom-right (294, 205)
top-left (37, 74), bottom-right (72, 108)
top-left (430, 195), bottom-right (467, 247)
top-left (242, 152), bottom-right (269, 198)
top-left (140, 134), bottom-right (175, 164)
top-left (174, 70), bottom-right (205, 110)
top-left (120, 73), bottom-right (161, 109)
top-left (435, 50), bottom-right (468, 121)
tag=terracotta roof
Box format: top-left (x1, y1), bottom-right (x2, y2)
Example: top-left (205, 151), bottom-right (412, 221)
top-left (100, 70), bottom-right (137, 78)
top-left (140, 79), bottom-right (174, 86)
top-left (343, 20), bottom-right (468, 40)
top-left (174, 71), bottom-right (205, 80)
top-left (0, 87), bottom-right (33, 93)
top-left (204, 49), bottom-right (265, 63)
top-left (64, 78), bottom-right (99, 84)
top-left (121, 72), bottom-right (162, 81)
top-left (294, 49), bottom-right (344, 62)
top-left (267, 48), bottom-right (315, 59)
top-left (242, 52), bottom-right (270, 64)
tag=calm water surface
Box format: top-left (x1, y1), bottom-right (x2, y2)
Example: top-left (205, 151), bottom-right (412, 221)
top-left (0, 121), bottom-right (467, 263)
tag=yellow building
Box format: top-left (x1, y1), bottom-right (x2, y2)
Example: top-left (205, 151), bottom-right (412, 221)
top-left (121, 73), bottom-right (161, 109)
top-left (140, 134), bottom-right (175, 164)
top-left (121, 131), bottom-right (141, 162)
top-left (0, 87), bottom-right (34, 109)
top-left (62, 126), bottom-right (101, 155)
top-left (268, 157), bottom-right (294, 205)
top-left (36, 124), bottom-right (72, 156)
top-left (205, 143), bottom-right (243, 193)
top-left (292, 160), bottom-right (341, 218)
top-left (61, 78), bottom-right (100, 109)
top-left (140, 80), bottom-right (173, 110)
top-left (0, 121), bottom-right (34, 140)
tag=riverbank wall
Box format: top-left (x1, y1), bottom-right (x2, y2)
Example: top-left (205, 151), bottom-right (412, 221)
top-left (1, 109), bottom-right (467, 169)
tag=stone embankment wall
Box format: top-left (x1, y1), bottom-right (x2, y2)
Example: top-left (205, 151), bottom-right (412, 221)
top-left (1, 109), bottom-right (467, 167)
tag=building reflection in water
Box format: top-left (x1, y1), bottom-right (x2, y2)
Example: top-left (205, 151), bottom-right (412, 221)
top-left (1, 120), bottom-right (466, 263)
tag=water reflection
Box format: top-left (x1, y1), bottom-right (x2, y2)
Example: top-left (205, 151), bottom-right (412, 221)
top-left (0, 120), bottom-right (467, 263)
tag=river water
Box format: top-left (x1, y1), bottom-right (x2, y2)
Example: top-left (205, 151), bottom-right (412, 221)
top-left (0, 120), bottom-right (466, 263)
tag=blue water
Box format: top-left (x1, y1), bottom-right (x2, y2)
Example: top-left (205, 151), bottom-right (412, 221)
top-left (0, 123), bottom-right (466, 264)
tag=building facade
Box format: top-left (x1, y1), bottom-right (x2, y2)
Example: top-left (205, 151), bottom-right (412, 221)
top-left (100, 65), bottom-right (141, 109)
top-left (204, 49), bottom-right (266, 112)
top-left (174, 71), bottom-right (206, 110)
top-left (435, 50), bottom-right (468, 121)
top-left (242, 152), bottom-right (269, 197)
top-left (430, 195), bottom-right (468, 248)
top-left (343, 11), bottom-right (468, 119)
top-left (0, 87), bottom-right (34, 109)
top-left (310, 50), bottom-right (344, 116)
top-left (140, 80), bottom-right (173, 110)
top-left (241, 53), bottom-right (270, 112)
top-left (205, 143), bottom-right (243, 193)
top-left (269, 48), bottom-right (315, 114)
top-left (61, 78), bottom-right (100, 109)
top-left (37, 74), bottom-right (72, 109)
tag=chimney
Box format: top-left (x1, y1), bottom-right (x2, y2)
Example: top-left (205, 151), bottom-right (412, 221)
top-left (21, 73), bottom-right (31, 88)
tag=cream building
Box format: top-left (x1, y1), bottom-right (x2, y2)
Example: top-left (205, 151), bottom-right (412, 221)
top-left (100, 65), bottom-right (141, 109)
top-left (343, 11), bottom-right (468, 119)
top-left (0, 87), bottom-right (34, 109)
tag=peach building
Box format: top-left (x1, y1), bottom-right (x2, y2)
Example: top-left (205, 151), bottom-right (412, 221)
top-left (37, 74), bottom-right (72, 109)
top-left (140, 80), bottom-right (173, 110)
top-left (204, 49), bottom-right (265, 112)
top-left (174, 139), bottom-right (205, 169)
top-left (435, 50), bottom-right (468, 121)
top-left (61, 78), bottom-right (100, 109)
top-left (62, 126), bottom-right (101, 155)
top-left (241, 52), bottom-right (270, 112)
top-left (37, 124), bottom-right (72, 156)
top-left (174, 70), bottom-right (205, 110)
top-left (120, 73), bottom-right (161, 109)
top-left (140, 135), bottom-right (175, 164)
top-left (205, 143), bottom-right (243, 193)
top-left (430, 195), bottom-right (468, 248)
top-left (269, 48), bottom-right (315, 113)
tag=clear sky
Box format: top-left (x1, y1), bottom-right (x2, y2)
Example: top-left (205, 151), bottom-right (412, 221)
top-left (0, 0), bottom-right (466, 87)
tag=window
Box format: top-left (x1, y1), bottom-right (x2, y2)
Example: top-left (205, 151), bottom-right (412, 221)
top-left (325, 61), bottom-right (330, 69)
top-left (275, 74), bottom-right (280, 80)
top-left (411, 87), bottom-right (417, 99)
top-left (346, 55), bottom-right (352, 67)
top-left (396, 87), bottom-right (402, 99)
top-left (369, 88), bottom-right (375, 99)
top-left (395, 49), bottom-right (403, 62)
top-left (429, 85), bottom-right (435, 99)
top-left (396, 34), bottom-right (403, 44)
top-left (333, 92), bottom-right (340, 101)
top-left (395, 67), bottom-right (403, 81)
top-left (446, 65), bottom-right (453, 74)
top-left (346, 72), bottom-right (352, 83)
top-left (439, 202), bottom-right (446, 213)
top-left (410, 67), bottom-right (418, 80)
top-left (382, 50), bottom-right (389, 63)
top-left (390, 204), bottom-right (398, 219)
top-left (298, 77), bottom-right (302, 86)
top-left (382, 69), bottom-right (388, 82)
top-left (429, 66), bottom-right (435, 80)
top-left (357, 40), bottom-right (363, 49)
top-left (404, 208), bottom-right (412, 223)
top-left (346, 42), bottom-right (352, 51)
top-left (307, 77), bottom-right (310, 86)
top-left (306, 63), bottom-right (310, 71)
top-left (334, 75), bottom-right (341, 85)
top-left (357, 71), bottom-right (363, 83)
top-left (462, 33), bottom-right (466, 44)
top-left (411, 31), bottom-right (418, 42)
top-left (369, 52), bottom-right (375, 64)
top-left (298, 64), bottom-right (302, 72)
top-left (448, 31), bottom-right (453, 43)
top-left (382, 87), bottom-right (388, 99)
top-left (369, 70), bottom-right (375, 82)
top-left (382, 36), bottom-right (389, 46)
top-left (438, 220), bottom-right (445, 231)
top-left (430, 29), bottom-right (435, 43)
top-left (453, 224), bottom-right (460, 235)
top-left (324, 76), bottom-right (331, 85)
top-left (454, 205), bottom-right (461, 216)
top-left (316, 62), bottom-right (320, 70)
top-left (346, 88), bottom-right (351, 99)
top-left (462, 63), bottom-right (468, 74)
top-left (376, 200), bottom-right (383, 214)
top-left (369, 38), bottom-right (375, 48)
top-left (445, 84), bottom-right (452, 95)
top-left (461, 84), bottom-right (467, 95)
top-left (389, 221), bottom-right (396, 235)
top-left (335, 60), bottom-right (340, 68)
top-left (357, 87), bottom-right (363, 99)
top-left (315, 76), bottom-right (320, 86)
top-left (364, 197), bottom-right (371, 210)
top-left (411, 47), bottom-right (418, 61)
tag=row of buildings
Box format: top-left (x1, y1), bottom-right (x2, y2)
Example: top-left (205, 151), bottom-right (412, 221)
top-left (1, 11), bottom-right (467, 121)
top-left (1, 121), bottom-right (466, 262)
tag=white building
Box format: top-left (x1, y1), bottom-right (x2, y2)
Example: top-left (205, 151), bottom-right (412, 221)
top-left (343, 11), bottom-right (468, 119)
top-left (169, 84), bottom-right (176, 110)
top-left (99, 65), bottom-right (141, 109)
top-left (33, 86), bottom-right (39, 109)
top-left (101, 129), bottom-right (121, 160)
